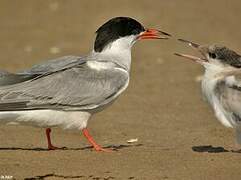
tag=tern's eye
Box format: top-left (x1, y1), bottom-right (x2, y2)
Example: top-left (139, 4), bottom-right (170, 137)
top-left (209, 52), bottom-right (216, 59)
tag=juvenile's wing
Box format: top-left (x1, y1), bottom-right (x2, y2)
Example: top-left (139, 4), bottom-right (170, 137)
top-left (0, 62), bottom-right (128, 111)
top-left (216, 73), bottom-right (241, 123)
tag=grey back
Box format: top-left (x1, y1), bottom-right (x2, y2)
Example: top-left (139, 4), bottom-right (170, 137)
top-left (0, 56), bottom-right (128, 112)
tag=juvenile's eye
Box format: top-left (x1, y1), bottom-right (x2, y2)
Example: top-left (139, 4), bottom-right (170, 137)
top-left (209, 52), bottom-right (216, 59)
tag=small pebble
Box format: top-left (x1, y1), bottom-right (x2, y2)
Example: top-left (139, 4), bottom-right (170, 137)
top-left (127, 138), bottom-right (138, 143)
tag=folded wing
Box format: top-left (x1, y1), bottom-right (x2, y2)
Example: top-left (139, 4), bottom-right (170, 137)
top-left (216, 73), bottom-right (241, 124)
top-left (0, 62), bottom-right (128, 111)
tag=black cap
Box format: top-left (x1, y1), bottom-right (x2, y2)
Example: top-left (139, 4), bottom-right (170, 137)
top-left (94, 17), bottom-right (145, 52)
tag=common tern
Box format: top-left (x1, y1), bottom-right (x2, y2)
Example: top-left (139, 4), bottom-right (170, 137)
top-left (0, 17), bottom-right (170, 151)
top-left (175, 39), bottom-right (241, 150)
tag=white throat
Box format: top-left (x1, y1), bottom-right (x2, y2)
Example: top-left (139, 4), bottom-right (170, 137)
top-left (202, 63), bottom-right (229, 98)
top-left (202, 64), bottom-right (224, 103)
top-left (203, 63), bottom-right (225, 76)
top-left (92, 35), bottom-right (137, 71)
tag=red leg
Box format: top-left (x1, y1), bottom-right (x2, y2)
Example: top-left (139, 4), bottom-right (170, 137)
top-left (45, 128), bottom-right (59, 150)
top-left (82, 128), bottom-right (112, 152)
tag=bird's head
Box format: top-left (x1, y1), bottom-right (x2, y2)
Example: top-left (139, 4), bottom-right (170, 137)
top-left (94, 17), bottom-right (170, 53)
top-left (175, 39), bottom-right (241, 71)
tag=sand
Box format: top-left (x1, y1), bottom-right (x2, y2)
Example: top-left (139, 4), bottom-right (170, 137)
top-left (1, 0), bottom-right (241, 179)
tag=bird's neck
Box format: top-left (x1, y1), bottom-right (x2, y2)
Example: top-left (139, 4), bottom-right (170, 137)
top-left (203, 63), bottom-right (235, 80)
top-left (92, 36), bottom-right (136, 71)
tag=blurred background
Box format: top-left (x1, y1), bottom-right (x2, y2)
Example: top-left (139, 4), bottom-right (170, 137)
top-left (1, 0), bottom-right (241, 179)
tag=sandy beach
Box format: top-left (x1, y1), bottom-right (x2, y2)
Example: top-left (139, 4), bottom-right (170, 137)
top-left (1, 0), bottom-right (241, 179)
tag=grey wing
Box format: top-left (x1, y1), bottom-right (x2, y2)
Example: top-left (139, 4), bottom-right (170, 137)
top-left (0, 64), bottom-right (128, 111)
top-left (216, 74), bottom-right (241, 122)
top-left (20, 55), bottom-right (86, 74)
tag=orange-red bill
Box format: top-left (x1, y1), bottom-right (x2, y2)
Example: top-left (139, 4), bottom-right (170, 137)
top-left (138, 28), bottom-right (171, 40)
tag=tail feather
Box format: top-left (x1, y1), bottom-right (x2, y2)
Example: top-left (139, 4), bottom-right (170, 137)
top-left (0, 70), bottom-right (35, 86)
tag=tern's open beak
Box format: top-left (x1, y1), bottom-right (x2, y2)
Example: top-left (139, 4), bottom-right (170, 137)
top-left (138, 28), bottom-right (171, 40)
top-left (174, 39), bottom-right (207, 62)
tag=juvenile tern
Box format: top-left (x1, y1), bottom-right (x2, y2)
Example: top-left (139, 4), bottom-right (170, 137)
top-left (175, 39), bottom-right (241, 150)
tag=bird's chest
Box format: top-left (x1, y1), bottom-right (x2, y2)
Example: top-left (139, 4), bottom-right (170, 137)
top-left (202, 75), bottom-right (233, 127)
top-left (201, 76), bottom-right (218, 105)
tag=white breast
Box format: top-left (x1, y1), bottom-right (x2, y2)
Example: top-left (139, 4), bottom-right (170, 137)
top-left (202, 68), bottom-right (233, 128)
top-left (0, 110), bottom-right (91, 130)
